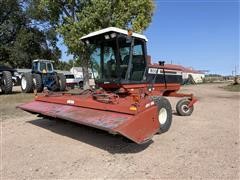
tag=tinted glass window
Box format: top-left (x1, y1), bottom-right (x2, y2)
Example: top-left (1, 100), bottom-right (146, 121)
top-left (32, 62), bottom-right (38, 71)
top-left (40, 62), bottom-right (47, 71)
top-left (130, 41), bottom-right (145, 81)
top-left (91, 47), bottom-right (101, 79)
top-left (133, 44), bottom-right (143, 55)
top-left (89, 37), bottom-right (146, 81)
top-left (103, 46), bottom-right (117, 79)
top-left (47, 63), bottom-right (53, 71)
top-left (65, 75), bottom-right (75, 78)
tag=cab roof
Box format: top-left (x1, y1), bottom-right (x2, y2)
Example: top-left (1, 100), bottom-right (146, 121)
top-left (33, 59), bottom-right (53, 63)
top-left (80, 27), bottom-right (148, 41)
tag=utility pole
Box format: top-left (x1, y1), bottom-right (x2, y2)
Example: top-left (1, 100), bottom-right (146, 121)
top-left (234, 65), bottom-right (236, 76)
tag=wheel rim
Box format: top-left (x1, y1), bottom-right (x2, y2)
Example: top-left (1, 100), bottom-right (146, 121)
top-left (181, 104), bottom-right (190, 113)
top-left (158, 108), bottom-right (168, 125)
top-left (21, 77), bottom-right (27, 90)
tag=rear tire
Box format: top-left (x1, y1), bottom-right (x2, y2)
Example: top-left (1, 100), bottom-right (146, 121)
top-left (32, 74), bottom-right (43, 92)
top-left (1, 71), bottom-right (13, 94)
top-left (153, 97), bottom-right (172, 133)
top-left (50, 83), bottom-right (58, 91)
top-left (57, 73), bottom-right (66, 91)
top-left (21, 73), bottom-right (33, 93)
top-left (48, 74), bottom-right (59, 91)
top-left (176, 99), bottom-right (194, 116)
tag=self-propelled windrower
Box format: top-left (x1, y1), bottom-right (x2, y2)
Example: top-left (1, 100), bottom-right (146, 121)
top-left (18, 27), bottom-right (197, 144)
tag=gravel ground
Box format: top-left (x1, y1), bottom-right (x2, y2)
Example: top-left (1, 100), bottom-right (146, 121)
top-left (0, 83), bottom-right (239, 179)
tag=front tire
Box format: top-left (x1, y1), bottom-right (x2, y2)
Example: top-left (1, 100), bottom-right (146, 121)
top-left (176, 99), bottom-right (194, 116)
top-left (21, 73), bottom-right (33, 93)
top-left (1, 71), bottom-right (13, 94)
top-left (153, 97), bottom-right (172, 133)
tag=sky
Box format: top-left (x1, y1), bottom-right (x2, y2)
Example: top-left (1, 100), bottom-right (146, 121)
top-left (59, 0), bottom-right (239, 75)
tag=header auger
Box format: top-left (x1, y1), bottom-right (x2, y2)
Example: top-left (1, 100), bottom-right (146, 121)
top-left (18, 27), bottom-right (197, 144)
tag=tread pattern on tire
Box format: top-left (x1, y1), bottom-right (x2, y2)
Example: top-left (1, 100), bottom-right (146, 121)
top-left (176, 99), bottom-right (194, 116)
top-left (32, 74), bottom-right (43, 92)
top-left (1, 71), bottom-right (13, 94)
top-left (47, 74), bottom-right (58, 91)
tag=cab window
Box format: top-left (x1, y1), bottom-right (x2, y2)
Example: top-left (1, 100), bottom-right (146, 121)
top-left (40, 62), bottom-right (47, 72)
top-left (130, 42), bottom-right (146, 81)
top-left (32, 62), bottom-right (38, 71)
top-left (47, 63), bottom-right (53, 71)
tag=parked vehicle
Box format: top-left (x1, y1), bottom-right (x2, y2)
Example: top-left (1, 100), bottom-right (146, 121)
top-left (0, 65), bottom-right (20, 94)
top-left (18, 27), bottom-right (197, 144)
top-left (21, 59), bottom-right (66, 93)
top-left (70, 67), bottom-right (98, 88)
top-left (65, 73), bottom-right (78, 89)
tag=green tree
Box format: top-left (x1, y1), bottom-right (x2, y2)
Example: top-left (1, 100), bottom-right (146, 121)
top-left (55, 60), bottom-right (73, 71)
top-left (29, 0), bottom-right (155, 88)
top-left (0, 0), bottom-right (61, 68)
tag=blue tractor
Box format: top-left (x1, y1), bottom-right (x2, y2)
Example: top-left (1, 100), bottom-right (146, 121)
top-left (21, 59), bottom-right (66, 93)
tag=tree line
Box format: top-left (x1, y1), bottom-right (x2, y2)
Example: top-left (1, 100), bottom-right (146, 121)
top-left (0, 0), bottom-right (155, 87)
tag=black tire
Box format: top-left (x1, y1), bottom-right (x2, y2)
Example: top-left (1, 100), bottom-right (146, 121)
top-left (32, 74), bottom-right (43, 92)
top-left (79, 81), bottom-right (83, 89)
top-left (70, 84), bottom-right (75, 89)
top-left (57, 73), bottom-right (66, 91)
top-left (152, 96), bottom-right (172, 133)
top-left (49, 83), bottom-right (59, 91)
top-left (21, 73), bottom-right (33, 93)
top-left (48, 74), bottom-right (59, 91)
top-left (1, 71), bottom-right (13, 94)
top-left (176, 99), bottom-right (194, 116)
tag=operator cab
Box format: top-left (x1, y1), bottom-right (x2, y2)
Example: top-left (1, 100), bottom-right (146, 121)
top-left (32, 59), bottom-right (54, 74)
top-left (81, 27), bottom-right (148, 87)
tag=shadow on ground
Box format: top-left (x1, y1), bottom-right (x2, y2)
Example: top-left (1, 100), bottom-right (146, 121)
top-left (0, 91), bottom-right (22, 95)
top-left (172, 112), bottom-right (180, 116)
top-left (28, 118), bottom-right (152, 154)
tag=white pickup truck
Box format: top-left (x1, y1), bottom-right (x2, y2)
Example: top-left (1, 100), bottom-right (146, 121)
top-left (65, 73), bottom-right (79, 89)
top-left (70, 67), bottom-right (98, 88)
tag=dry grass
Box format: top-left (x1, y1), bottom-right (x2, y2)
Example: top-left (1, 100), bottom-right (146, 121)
top-left (222, 84), bottom-right (240, 92)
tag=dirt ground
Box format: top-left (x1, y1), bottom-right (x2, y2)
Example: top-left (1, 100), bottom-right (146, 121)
top-left (1, 83), bottom-right (239, 179)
